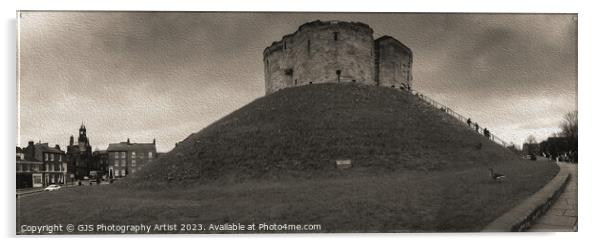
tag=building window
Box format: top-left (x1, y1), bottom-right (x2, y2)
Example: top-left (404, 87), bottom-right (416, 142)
top-left (59, 155), bottom-right (62, 161)
top-left (132, 152), bottom-right (136, 158)
top-left (121, 159), bottom-right (126, 166)
top-left (121, 152), bottom-right (126, 158)
top-left (114, 160), bottom-right (119, 166)
top-left (50, 154), bottom-right (54, 161)
top-left (148, 152), bottom-right (153, 159)
top-left (44, 153), bottom-right (48, 161)
top-left (132, 159), bottom-right (136, 166)
top-left (131, 169), bottom-right (136, 174)
top-left (334, 32), bottom-right (339, 41)
top-left (336, 70), bottom-right (342, 83)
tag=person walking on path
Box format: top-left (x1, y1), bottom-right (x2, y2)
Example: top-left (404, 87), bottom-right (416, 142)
top-left (467, 118), bottom-right (472, 127)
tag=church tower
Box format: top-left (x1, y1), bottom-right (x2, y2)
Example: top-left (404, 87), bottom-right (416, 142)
top-left (78, 124), bottom-right (88, 144)
top-left (78, 124), bottom-right (90, 151)
top-left (67, 123), bottom-right (93, 179)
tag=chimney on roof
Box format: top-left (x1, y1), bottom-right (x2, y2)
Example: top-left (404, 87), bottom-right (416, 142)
top-left (127, 138), bottom-right (130, 144)
top-left (55, 144), bottom-right (61, 150)
top-left (153, 138), bottom-right (156, 145)
top-left (27, 141), bottom-right (35, 161)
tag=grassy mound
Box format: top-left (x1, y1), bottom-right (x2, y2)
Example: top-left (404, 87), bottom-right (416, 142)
top-left (17, 83), bottom-right (560, 233)
top-left (127, 83), bottom-right (527, 186)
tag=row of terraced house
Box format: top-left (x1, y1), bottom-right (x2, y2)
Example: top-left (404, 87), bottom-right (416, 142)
top-left (16, 124), bottom-right (158, 189)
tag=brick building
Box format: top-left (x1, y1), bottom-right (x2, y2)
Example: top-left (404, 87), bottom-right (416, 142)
top-left (17, 141), bottom-right (68, 188)
top-left (107, 138), bottom-right (157, 179)
top-left (91, 149), bottom-right (109, 179)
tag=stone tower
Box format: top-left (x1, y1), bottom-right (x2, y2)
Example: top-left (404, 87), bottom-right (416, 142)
top-left (374, 36), bottom-right (413, 89)
top-left (67, 124), bottom-right (93, 179)
top-left (77, 124), bottom-right (90, 151)
top-left (263, 20), bottom-right (413, 95)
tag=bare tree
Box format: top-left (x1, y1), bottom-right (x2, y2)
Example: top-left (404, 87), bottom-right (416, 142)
top-left (560, 111), bottom-right (578, 138)
top-left (526, 135), bottom-right (537, 144)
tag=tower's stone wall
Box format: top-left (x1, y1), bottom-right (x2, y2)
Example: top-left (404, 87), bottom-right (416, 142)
top-left (375, 36), bottom-right (413, 89)
top-left (264, 20), bottom-right (413, 95)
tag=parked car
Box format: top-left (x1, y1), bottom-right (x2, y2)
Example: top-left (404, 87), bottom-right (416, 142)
top-left (528, 154), bottom-right (537, 161)
top-left (44, 184), bottom-right (61, 191)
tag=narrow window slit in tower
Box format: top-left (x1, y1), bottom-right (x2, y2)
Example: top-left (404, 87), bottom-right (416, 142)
top-left (334, 32), bottom-right (339, 41)
top-left (307, 40), bottom-right (311, 54)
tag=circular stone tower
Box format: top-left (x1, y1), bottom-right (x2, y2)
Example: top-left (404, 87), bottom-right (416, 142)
top-left (263, 20), bottom-right (375, 94)
top-left (263, 20), bottom-right (413, 95)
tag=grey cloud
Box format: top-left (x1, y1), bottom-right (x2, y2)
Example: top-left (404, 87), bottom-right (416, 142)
top-left (18, 12), bottom-right (577, 151)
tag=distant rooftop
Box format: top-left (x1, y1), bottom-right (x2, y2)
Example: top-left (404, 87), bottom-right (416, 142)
top-left (107, 140), bottom-right (156, 152)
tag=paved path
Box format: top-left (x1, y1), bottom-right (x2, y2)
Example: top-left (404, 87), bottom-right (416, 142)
top-left (16, 183), bottom-right (83, 198)
top-left (528, 162), bottom-right (578, 232)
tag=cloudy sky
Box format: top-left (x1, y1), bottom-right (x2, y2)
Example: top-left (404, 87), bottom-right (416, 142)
top-left (17, 12), bottom-right (577, 152)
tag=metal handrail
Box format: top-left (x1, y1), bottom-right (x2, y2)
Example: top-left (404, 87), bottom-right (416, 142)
top-left (408, 89), bottom-right (509, 147)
